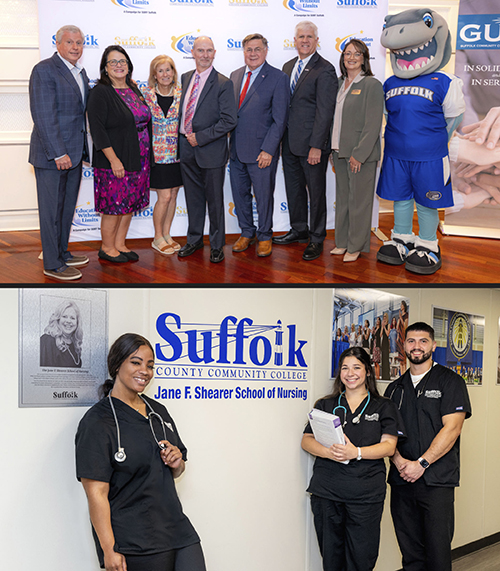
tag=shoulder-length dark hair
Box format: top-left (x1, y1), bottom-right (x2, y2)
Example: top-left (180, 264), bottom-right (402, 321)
top-left (98, 45), bottom-right (135, 88)
top-left (322, 346), bottom-right (380, 401)
top-left (99, 333), bottom-right (154, 399)
top-left (339, 39), bottom-right (374, 79)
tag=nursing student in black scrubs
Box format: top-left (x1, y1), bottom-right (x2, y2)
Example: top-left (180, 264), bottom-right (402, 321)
top-left (302, 346), bottom-right (405, 571)
top-left (76, 333), bottom-right (205, 571)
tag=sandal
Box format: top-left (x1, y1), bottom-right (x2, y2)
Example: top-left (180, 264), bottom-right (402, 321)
top-left (164, 234), bottom-right (181, 251)
top-left (152, 239), bottom-right (175, 256)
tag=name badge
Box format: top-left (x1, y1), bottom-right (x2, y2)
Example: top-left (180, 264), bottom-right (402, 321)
top-left (351, 89), bottom-right (361, 95)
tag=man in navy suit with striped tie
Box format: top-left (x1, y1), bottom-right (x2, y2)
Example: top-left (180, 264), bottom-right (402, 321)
top-left (274, 21), bottom-right (338, 261)
top-left (29, 25), bottom-right (89, 280)
top-left (229, 33), bottom-right (289, 258)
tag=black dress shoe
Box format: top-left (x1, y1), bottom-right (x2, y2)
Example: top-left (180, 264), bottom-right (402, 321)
top-left (119, 250), bottom-right (139, 261)
top-left (98, 249), bottom-right (129, 263)
top-left (302, 241), bottom-right (323, 261)
top-left (210, 248), bottom-right (225, 263)
top-left (272, 229), bottom-right (309, 245)
top-left (178, 241), bottom-right (204, 257)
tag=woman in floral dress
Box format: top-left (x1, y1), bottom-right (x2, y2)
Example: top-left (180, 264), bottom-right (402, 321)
top-left (87, 45), bottom-right (151, 263)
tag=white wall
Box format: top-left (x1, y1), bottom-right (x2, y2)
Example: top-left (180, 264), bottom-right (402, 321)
top-left (1, 286), bottom-right (499, 571)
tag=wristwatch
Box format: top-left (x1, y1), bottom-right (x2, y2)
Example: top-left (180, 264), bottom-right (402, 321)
top-left (418, 457), bottom-right (430, 469)
top-left (357, 447), bottom-right (362, 461)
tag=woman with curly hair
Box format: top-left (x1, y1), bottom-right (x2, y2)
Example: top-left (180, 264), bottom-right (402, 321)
top-left (40, 300), bottom-right (83, 367)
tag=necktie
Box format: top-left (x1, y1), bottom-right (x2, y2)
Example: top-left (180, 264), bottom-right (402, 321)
top-left (290, 59), bottom-right (304, 95)
top-left (184, 73), bottom-right (200, 134)
top-left (239, 71), bottom-right (252, 108)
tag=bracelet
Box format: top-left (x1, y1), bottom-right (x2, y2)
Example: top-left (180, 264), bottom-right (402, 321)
top-left (357, 447), bottom-right (362, 461)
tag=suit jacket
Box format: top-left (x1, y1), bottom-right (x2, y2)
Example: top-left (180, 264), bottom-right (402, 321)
top-left (282, 52), bottom-right (338, 156)
top-left (29, 52), bottom-right (89, 169)
top-left (229, 62), bottom-right (290, 163)
top-left (336, 75), bottom-right (384, 164)
top-left (179, 68), bottom-right (237, 169)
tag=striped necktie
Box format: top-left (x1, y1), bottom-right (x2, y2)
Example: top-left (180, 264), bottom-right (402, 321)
top-left (184, 73), bottom-right (200, 134)
top-left (290, 59), bottom-right (304, 95)
top-left (239, 71), bottom-right (252, 108)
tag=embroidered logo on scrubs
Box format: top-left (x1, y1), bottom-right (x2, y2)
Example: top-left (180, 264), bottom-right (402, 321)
top-left (426, 190), bottom-right (442, 201)
top-left (425, 390), bottom-right (442, 399)
top-left (364, 413), bottom-right (379, 421)
top-left (456, 406), bottom-right (464, 411)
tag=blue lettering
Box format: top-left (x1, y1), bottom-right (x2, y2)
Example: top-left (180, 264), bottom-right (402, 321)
top-left (249, 336), bottom-right (272, 366)
top-left (235, 318), bottom-right (253, 364)
top-left (156, 312), bottom-right (183, 361)
top-left (217, 315), bottom-right (237, 364)
top-left (286, 325), bottom-right (307, 367)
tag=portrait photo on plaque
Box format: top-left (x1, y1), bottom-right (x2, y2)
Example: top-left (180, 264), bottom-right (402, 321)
top-left (19, 288), bottom-right (108, 407)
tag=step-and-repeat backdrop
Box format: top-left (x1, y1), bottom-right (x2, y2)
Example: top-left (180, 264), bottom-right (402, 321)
top-left (37, 0), bottom-right (388, 242)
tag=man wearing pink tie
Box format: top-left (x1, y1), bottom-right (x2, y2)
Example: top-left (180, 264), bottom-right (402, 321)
top-left (178, 36), bottom-right (237, 263)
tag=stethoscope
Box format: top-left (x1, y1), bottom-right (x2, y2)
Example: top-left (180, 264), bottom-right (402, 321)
top-left (108, 394), bottom-right (171, 463)
top-left (333, 391), bottom-right (371, 427)
top-left (388, 370), bottom-right (433, 410)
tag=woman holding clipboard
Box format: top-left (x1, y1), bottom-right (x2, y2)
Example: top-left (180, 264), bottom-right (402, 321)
top-left (302, 347), bottom-right (404, 571)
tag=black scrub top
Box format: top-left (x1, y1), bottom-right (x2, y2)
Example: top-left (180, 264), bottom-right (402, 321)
top-left (384, 363), bottom-right (472, 488)
top-left (75, 395), bottom-right (199, 567)
top-left (304, 393), bottom-right (405, 504)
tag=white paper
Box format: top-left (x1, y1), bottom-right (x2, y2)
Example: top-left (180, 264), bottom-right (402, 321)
top-left (308, 408), bottom-right (349, 464)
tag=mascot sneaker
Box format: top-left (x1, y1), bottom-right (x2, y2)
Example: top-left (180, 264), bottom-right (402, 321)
top-left (405, 237), bottom-right (441, 275)
top-left (377, 231), bottom-right (415, 265)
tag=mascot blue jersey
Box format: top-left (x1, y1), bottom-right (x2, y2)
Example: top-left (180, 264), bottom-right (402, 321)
top-left (384, 72), bottom-right (461, 162)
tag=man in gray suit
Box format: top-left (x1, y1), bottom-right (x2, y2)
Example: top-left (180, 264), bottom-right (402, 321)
top-left (177, 36), bottom-right (237, 263)
top-left (29, 25), bottom-right (89, 280)
top-left (273, 21), bottom-right (338, 261)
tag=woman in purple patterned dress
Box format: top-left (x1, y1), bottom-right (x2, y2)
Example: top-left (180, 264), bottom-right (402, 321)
top-left (87, 45), bottom-right (151, 263)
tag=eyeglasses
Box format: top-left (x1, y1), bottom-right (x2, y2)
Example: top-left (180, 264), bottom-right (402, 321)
top-left (344, 52), bottom-right (362, 58)
top-left (244, 47), bottom-right (265, 54)
top-left (107, 59), bottom-right (128, 67)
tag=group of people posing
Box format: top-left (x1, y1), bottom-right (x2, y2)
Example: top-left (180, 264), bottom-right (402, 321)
top-left (30, 21), bottom-right (384, 280)
top-left (75, 322), bottom-right (471, 571)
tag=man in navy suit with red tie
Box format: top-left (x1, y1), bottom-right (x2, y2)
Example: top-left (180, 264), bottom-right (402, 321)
top-left (229, 33), bottom-right (289, 258)
top-left (29, 25), bottom-right (89, 281)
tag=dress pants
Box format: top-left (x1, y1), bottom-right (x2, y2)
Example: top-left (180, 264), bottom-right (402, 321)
top-left (34, 162), bottom-right (82, 270)
top-left (311, 494), bottom-right (384, 571)
top-left (125, 542), bottom-right (206, 571)
top-left (390, 480), bottom-right (455, 571)
top-left (179, 135), bottom-right (225, 250)
top-left (229, 154), bottom-right (278, 241)
top-left (281, 130), bottom-right (328, 243)
top-left (332, 151), bottom-right (377, 253)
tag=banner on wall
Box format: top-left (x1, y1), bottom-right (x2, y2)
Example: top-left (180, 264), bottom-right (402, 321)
top-left (332, 288), bottom-right (410, 382)
top-left (151, 310), bottom-right (309, 402)
top-left (36, 0), bottom-right (388, 242)
top-left (443, 0), bottom-right (500, 239)
top-left (432, 306), bottom-right (484, 386)
top-left (18, 288), bottom-right (108, 407)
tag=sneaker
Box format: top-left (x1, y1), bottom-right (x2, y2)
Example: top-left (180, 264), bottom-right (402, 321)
top-left (377, 233), bottom-right (414, 266)
top-left (405, 245), bottom-right (442, 275)
top-left (65, 254), bottom-right (89, 267)
top-left (43, 266), bottom-right (82, 281)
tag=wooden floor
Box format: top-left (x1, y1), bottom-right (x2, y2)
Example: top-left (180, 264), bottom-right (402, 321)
top-left (1, 213), bottom-right (499, 284)
top-left (453, 542), bottom-right (500, 571)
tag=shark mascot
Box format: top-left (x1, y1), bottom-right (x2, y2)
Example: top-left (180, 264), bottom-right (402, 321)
top-left (376, 8), bottom-right (465, 274)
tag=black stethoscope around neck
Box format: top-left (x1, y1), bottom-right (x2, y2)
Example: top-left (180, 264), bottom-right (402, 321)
top-left (108, 394), bottom-right (169, 463)
top-left (333, 391), bottom-right (371, 428)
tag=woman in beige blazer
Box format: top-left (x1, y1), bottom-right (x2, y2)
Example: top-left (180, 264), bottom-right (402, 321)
top-left (331, 40), bottom-right (384, 262)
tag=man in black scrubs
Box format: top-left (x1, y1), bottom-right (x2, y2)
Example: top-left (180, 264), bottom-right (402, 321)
top-left (385, 322), bottom-right (472, 571)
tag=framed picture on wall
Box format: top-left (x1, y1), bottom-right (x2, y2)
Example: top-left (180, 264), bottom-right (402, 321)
top-left (332, 289), bottom-right (410, 382)
top-left (19, 288), bottom-right (108, 407)
top-left (432, 306), bottom-right (484, 386)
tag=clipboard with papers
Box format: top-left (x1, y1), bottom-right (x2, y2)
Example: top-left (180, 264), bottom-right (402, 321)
top-left (308, 408), bottom-right (349, 464)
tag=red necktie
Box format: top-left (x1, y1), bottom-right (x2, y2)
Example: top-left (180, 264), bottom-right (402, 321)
top-left (184, 73), bottom-right (200, 134)
top-left (238, 71), bottom-right (252, 108)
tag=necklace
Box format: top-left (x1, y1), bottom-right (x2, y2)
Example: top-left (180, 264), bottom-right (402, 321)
top-left (65, 342), bottom-right (81, 366)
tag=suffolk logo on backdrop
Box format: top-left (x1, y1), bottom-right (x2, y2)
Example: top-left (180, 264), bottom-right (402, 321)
top-left (457, 14), bottom-right (500, 50)
top-left (153, 312), bottom-right (309, 401)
